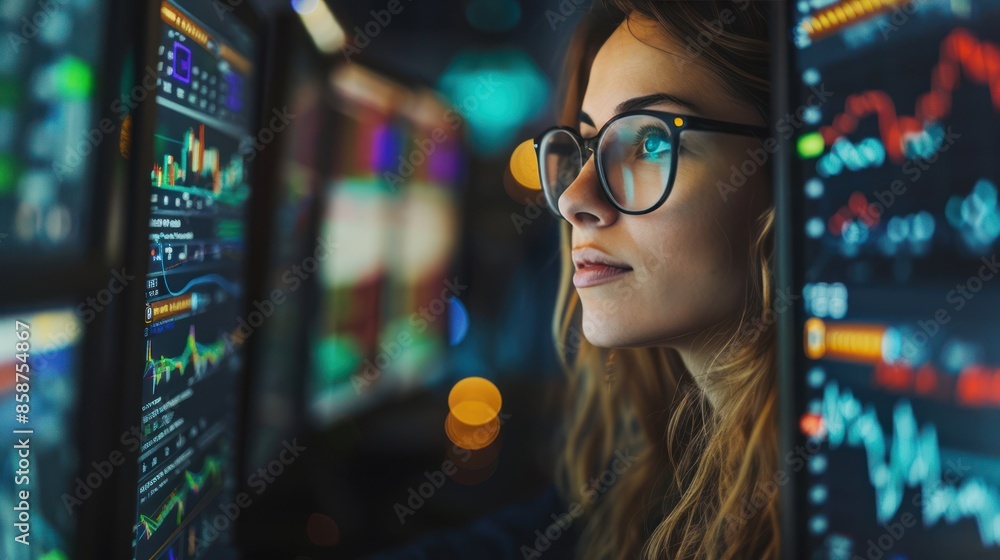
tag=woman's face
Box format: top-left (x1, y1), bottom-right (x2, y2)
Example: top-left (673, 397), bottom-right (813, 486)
top-left (562, 17), bottom-right (770, 353)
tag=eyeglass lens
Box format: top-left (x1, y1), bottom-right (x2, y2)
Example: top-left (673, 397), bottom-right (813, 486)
top-left (539, 114), bottom-right (675, 216)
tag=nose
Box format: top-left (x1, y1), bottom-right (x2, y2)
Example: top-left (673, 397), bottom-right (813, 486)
top-left (557, 154), bottom-right (619, 228)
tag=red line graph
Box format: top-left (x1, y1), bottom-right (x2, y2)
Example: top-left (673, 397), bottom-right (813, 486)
top-left (820, 28), bottom-right (1000, 162)
top-left (871, 359), bottom-right (1000, 409)
top-left (955, 364), bottom-right (1000, 408)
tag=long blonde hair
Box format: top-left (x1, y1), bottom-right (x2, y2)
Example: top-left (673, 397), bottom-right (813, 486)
top-left (552, 3), bottom-right (778, 558)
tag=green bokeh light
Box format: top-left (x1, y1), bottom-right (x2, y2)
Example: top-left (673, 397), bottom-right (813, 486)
top-left (314, 335), bottom-right (362, 387)
top-left (797, 132), bottom-right (825, 159)
top-left (54, 57), bottom-right (94, 100)
top-left (0, 153), bottom-right (18, 195)
top-left (0, 78), bottom-right (20, 107)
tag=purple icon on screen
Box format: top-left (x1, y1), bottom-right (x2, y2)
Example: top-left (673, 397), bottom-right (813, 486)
top-left (226, 72), bottom-right (243, 111)
top-left (173, 41), bottom-right (192, 84)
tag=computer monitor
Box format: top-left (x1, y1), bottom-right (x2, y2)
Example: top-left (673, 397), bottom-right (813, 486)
top-left (308, 120), bottom-right (395, 423)
top-left (380, 109), bottom-right (462, 387)
top-left (0, 307), bottom-right (83, 559)
top-left (0, 0), bottom-right (112, 256)
top-left (307, 89), bottom-right (463, 427)
top-left (0, 1), bottom-right (145, 557)
top-left (129, 1), bottom-right (261, 558)
top-left (783, 1), bottom-right (1000, 558)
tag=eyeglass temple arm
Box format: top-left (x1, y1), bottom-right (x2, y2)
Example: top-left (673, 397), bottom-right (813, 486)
top-left (682, 116), bottom-right (770, 139)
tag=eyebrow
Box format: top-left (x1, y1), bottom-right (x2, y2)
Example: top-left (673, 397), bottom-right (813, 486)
top-left (579, 93), bottom-right (703, 128)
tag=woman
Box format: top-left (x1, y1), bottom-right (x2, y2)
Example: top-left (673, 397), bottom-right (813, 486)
top-left (369, 2), bottom-right (777, 559)
top-left (542, 1), bottom-right (778, 559)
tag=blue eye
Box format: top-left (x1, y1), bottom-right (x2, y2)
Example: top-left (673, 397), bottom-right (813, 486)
top-left (643, 136), bottom-right (669, 156)
top-left (634, 125), bottom-right (671, 161)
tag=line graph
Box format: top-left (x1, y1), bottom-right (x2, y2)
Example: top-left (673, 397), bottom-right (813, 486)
top-left (154, 241), bottom-right (242, 297)
top-left (136, 455), bottom-right (223, 540)
top-left (820, 380), bottom-right (1000, 546)
top-left (818, 28), bottom-right (1000, 162)
top-left (144, 325), bottom-right (231, 393)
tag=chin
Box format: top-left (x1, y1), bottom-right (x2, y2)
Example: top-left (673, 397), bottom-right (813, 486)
top-left (580, 314), bottom-right (636, 349)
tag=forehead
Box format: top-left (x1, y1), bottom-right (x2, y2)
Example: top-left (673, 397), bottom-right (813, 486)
top-left (581, 17), bottom-right (749, 127)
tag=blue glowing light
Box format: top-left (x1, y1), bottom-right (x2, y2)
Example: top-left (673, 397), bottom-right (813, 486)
top-left (448, 295), bottom-right (470, 346)
top-left (946, 179), bottom-right (1000, 252)
top-left (438, 48), bottom-right (548, 156)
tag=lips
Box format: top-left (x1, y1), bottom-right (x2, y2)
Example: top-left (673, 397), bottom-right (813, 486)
top-left (572, 247), bottom-right (633, 288)
top-left (572, 247), bottom-right (632, 270)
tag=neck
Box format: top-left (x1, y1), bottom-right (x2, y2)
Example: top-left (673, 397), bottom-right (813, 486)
top-left (670, 320), bottom-right (744, 409)
top-left (675, 345), bottom-right (720, 408)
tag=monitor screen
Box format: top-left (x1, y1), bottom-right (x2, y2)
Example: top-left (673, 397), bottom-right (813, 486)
top-left (787, 1), bottom-right (1000, 558)
top-left (307, 112), bottom-right (461, 426)
top-left (380, 179), bottom-right (459, 382)
top-left (0, 0), bottom-right (109, 253)
top-left (309, 172), bottom-right (392, 422)
top-left (132, 1), bottom-right (257, 558)
top-left (0, 308), bottom-right (82, 560)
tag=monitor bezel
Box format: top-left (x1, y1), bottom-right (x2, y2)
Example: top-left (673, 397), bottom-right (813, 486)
top-left (232, 13), bottom-right (338, 550)
top-left (771, 2), bottom-right (801, 560)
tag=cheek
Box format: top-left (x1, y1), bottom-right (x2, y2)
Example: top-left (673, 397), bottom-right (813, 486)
top-left (630, 188), bottom-right (754, 319)
top-left (697, 140), bottom-right (772, 218)
top-left (638, 216), bottom-right (741, 295)
top-left (653, 171), bottom-right (751, 278)
top-left (680, 153), bottom-right (766, 259)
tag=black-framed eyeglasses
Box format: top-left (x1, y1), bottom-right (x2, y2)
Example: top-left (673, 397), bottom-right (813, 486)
top-left (534, 109), bottom-right (768, 219)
